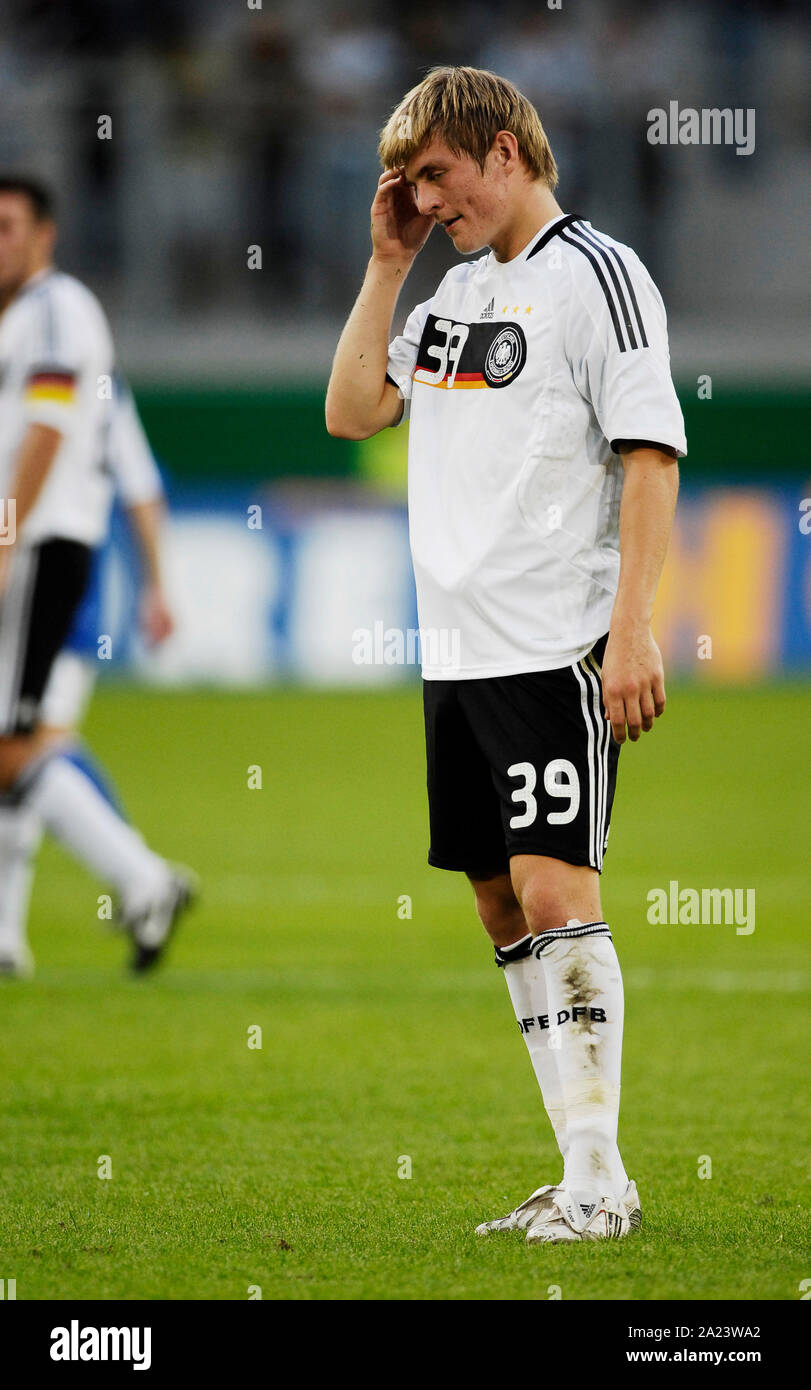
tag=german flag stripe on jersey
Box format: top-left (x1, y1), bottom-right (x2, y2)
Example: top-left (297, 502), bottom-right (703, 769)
top-left (413, 369), bottom-right (488, 390)
top-left (413, 315), bottom-right (527, 391)
top-left (25, 366), bottom-right (77, 405)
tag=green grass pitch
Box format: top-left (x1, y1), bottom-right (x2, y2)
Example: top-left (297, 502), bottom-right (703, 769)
top-left (1, 683), bottom-right (808, 1301)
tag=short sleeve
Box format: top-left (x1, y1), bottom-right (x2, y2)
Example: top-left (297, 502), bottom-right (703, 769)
top-left (106, 375), bottom-right (164, 505)
top-left (566, 235), bottom-right (686, 458)
top-left (21, 286), bottom-right (84, 433)
top-left (386, 298), bottom-right (431, 422)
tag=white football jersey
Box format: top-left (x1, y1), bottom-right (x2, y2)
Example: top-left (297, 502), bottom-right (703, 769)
top-left (0, 267), bottom-right (115, 546)
top-left (387, 213), bottom-right (687, 679)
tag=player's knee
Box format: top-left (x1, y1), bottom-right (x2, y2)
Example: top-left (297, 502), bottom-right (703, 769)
top-left (0, 742), bottom-right (19, 789)
top-left (469, 873), bottom-right (525, 944)
top-left (518, 877), bottom-right (582, 934)
top-left (0, 733), bottom-right (35, 790)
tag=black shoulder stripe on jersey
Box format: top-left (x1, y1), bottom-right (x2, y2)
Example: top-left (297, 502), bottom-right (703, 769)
top-left (568, 221), bottom-right (639, 350)
top-left (558, 227), bottom-right (627, 351)
top-left (575, 222), bottom-right (649, 349)
top-left (613, 438), bottom-right (678, 457)
top-left (525, 212), bottom-right (581, 260)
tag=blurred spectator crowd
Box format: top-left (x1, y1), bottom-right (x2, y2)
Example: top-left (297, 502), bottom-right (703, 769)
top-left (0, 0), bottom-right (808, 337)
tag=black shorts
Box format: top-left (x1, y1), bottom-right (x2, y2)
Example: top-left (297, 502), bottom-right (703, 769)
top-left (0, 538), bottom-right (92, 736)
top-left (423, 634), bottom-right (620, 875)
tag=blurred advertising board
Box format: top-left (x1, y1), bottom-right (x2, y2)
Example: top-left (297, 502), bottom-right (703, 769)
top-left (91, 484), bottom-right (811, 686)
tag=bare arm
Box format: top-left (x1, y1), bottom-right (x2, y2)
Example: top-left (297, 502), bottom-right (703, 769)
top-left (325, 260), bottom-right (407, 439)
top-left (601, 446), bottom-right (680, 744)
top-left (325, 168), bottom-right (434, 440)
top-left (126, 497), bottom-right (174, 645)
top-left (7, 422), bottom-right (62, 527)
top-left (0, 423), bottom-right (62, 596)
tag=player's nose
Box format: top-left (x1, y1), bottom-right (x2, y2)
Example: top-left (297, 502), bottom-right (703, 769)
top-left (414, 184), bottom-right (442, 217)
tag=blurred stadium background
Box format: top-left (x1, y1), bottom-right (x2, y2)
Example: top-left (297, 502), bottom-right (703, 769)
top-left (1, 0), bottom-right (809, 688)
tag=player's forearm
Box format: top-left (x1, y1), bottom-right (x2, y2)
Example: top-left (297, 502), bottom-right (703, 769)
top-left (611, 449), bottom-right (679, 630)
top-left (325, 257), bottom-right (411, 438)
top-left (7, 423), bottom-right (62, 530)
top-left (127, 497), bottom-right (166, 587)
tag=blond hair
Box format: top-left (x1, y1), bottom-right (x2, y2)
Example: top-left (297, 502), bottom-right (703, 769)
top-left (379, 66), bottom-right (558, 189)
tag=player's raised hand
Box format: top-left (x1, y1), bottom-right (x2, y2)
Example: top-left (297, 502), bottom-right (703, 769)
top-left (371, 168), bottom-right (434, 265)
top-left (601, 624), bottom-right (666, 744)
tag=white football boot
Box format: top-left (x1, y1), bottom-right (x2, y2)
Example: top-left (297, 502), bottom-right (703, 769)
top-left (0, 943), bottom-right (35, 980)
top-left (476, 1184), bottom-right (559, 1235)
top-left (477, 1179), bottom-right (641, 1237)
top-left (119, 866), bottom-right (198, 974)
top-left (524, 1185), bottom-right (637, 1244)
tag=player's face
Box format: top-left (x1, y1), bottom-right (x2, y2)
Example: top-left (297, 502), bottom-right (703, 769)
top-left (0, 194), bottom-right (52, 296)
top-left (403, 138), bottom-right (511, 256)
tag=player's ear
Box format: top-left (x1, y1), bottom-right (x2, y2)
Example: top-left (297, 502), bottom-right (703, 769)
top-left (489, 131), bottom-right (519, 172)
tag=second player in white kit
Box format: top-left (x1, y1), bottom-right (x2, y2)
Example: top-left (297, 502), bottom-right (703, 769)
top-left (0, 176), bottom-right (193, 977)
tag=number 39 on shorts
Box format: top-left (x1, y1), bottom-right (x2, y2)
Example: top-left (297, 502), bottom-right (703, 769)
top-left (507, 759), bottom-right (580, 828)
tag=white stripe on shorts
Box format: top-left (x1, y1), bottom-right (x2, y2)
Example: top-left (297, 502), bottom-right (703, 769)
top-left (571, 658), bottom-right (598, 867)
top-left (583, 652), bottom-right (610, 869)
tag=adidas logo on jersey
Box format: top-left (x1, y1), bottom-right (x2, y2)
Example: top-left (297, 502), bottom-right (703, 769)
top-left (479, 297), bottom-right (494, 320)
top-left (580, 1203), bottom-right (596, 1219)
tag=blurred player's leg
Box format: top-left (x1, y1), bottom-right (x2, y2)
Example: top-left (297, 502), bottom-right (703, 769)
top-left (0, 799), bottom-right (40, 976)
top-left (17, 737), bottom-right (169, 907)
top-left (0, 746), bottom-right (123, 974)
top-left (0, 650), bottom-right (134, 968)
top-left (0, 544), bottom-right (193, 975)
top-left (4, 733), bottom-right (195, 974)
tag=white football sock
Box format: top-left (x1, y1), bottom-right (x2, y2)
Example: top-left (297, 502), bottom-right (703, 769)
top-left (0, 801), bottom-right (42, 959)
top-left (21, 754), bottom-right (170, 913)
top-left (496, 933), bottom-right (568, 1171)
top-left (530, 920), bottom-right (628, 1198)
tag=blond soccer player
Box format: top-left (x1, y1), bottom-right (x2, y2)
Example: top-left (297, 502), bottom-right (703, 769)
top-left (326, 68), bottom-right (685, 1244)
